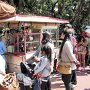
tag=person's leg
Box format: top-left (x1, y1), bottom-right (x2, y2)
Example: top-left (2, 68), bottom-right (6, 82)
top-left (53, 59), bottom-right (58, 73)
top-left (47, 79), bottom-right (51, 90)
top-left (71, 70), bottom-right (77, 85)
top-left (62, 74), bottom-right (72, 90)
top-left (78, 53), bottom-right (82, 67)
top-left (41, 81), bottom-right (47, 90)
top-left (51, 58), bottom-right (54, 73)
top-left (32, 79), bottom-right (41, 90)
top-left (82, 54), bottom-right (86, 67)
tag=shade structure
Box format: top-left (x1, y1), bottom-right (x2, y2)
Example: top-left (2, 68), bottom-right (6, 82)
top-left (0, 1), bottom-right (16, 19)
top-left (0, 14), bottom-right (69, 24)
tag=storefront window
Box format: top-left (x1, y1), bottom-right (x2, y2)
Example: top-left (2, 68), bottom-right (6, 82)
top-left (14, 33), bottom-right (41, 54)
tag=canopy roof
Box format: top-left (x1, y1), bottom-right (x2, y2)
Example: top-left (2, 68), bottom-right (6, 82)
top-left (0, 14), bottom-right (69, 24)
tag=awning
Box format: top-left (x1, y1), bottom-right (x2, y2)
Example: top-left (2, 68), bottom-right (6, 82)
top-left (0, 14), bottom-right (69, 24)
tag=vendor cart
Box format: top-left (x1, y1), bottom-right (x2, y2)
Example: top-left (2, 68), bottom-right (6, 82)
top-left (0, 14), bottom-right (69, 73)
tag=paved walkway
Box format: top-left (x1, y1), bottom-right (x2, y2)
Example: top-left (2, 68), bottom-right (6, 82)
top-left (51, 67), bottom-right (90, 90)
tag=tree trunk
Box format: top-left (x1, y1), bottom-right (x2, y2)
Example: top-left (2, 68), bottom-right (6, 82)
top-left (18, 0), bottom-right (25, 8)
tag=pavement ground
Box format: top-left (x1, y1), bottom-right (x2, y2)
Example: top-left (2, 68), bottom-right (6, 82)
top-left (51, 66), bottom-right (90, 90)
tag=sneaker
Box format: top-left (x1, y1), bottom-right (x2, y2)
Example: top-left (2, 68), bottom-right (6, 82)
top-left (71, 84), bottom-right (77, 88)
top-left (72, 84), bottom-right (77, 88)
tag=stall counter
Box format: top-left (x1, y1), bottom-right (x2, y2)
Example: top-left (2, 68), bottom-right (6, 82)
top-left (6, 51), bottom-right (35, 73)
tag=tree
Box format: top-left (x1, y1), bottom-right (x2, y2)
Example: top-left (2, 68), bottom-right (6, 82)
top-left (1, 0), bottom-right (90, 33)
top-left (70, 0), bottom-right (90, 33)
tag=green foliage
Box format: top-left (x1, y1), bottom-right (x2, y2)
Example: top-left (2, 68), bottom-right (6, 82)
top-left (2, 0), bottom-right (90, 33)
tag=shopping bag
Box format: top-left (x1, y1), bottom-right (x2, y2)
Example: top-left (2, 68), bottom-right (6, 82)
top-left (57, 62), bottom-right (72, 74)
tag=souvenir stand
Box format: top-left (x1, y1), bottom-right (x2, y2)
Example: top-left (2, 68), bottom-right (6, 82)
top-left (0, 14), bottom-right (69, 73)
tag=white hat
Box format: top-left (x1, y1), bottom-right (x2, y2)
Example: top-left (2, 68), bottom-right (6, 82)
top-left (67, 28), bottom-right (75, 34)
top-left (43, 31), bottom-right (51, 35)
top-left (65, 23), bottom-right (72, 28)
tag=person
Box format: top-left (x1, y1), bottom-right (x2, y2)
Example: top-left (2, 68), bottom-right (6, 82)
top-left (77, 35), bottom-right (87, 69)
top-left (86, 37), bottom-right (90, 66)
top-left (60, 23), bottom-right (78, 87)
top-left (67, 28), bottom-right (77, 54)
top-left (66, 28), bottom-right (78, 86)
top-left (41, 31), bottom-right (55, 73)
top-left (0, 32), bottom-right (7, 71)
top-left (0, 54), bottom-right (6, 84)
top-left (58, 28), bottom-right (79, 90)
top-left (26, 31), bottom-right (55, 73)
top-left (33, 46), bottom-right (52, 90)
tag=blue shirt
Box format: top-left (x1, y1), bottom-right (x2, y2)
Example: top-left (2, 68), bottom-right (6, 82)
top-left (0, 41), bottom-right (7, 60)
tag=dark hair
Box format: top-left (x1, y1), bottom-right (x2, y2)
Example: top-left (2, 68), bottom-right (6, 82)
top-left (41, 33), bottom-right (50, 44)
top-left (59, 23), bottom-right (72, 32)
top-left (41, 46), bottom-right (52, 63)
top-left (59, 30), bottom-right (70, 58)
top-left (77, 35), bottom-right (86, 43)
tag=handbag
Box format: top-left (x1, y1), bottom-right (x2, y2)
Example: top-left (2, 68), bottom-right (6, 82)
top-left (57, 61), bottom-right (72, 74)
top-left (57, 52), bottom-right (72, 74)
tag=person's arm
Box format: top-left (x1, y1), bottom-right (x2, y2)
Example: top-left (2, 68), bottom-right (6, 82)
top-left (34, 58), bottom-right (48, 74)
top-left (26, 45), bottom-right (41, 63)
top-left (2, 42), bottom-right (7, 55)
top-left (65, 41), bottom-right (79, 64)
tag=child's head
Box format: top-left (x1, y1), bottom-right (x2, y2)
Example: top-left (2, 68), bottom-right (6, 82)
top-left (41, 46), bottom-right (52, 62)
top-left (41, 31), bottom-right (51, 44)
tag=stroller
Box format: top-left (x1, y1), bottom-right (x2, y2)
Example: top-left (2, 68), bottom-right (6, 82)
top-left (20, 62), bottom-right (36, 79)
top-left (17, 62), bottom-right (36, 90)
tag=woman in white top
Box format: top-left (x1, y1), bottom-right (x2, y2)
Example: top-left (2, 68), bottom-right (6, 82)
top-left (58, 29), bottom-right (79, 90)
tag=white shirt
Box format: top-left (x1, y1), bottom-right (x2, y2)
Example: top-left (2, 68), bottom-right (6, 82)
top-left (45, 42), bottom-right (55, 61)
top-left (60, 40), bottom-right (77, 70)
top-left (0, 55), bottom-right (6, 84)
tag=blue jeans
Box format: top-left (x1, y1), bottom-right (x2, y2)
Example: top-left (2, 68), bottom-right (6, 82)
top-left (41, 77), bottom-right (51, 90)
top-left (32, 79), bottom-right (41, 90)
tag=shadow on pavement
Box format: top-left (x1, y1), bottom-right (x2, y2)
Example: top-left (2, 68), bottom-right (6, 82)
top-left (52, 82), bottom-right (64, 89)
top-left (84, 88), bottom-right (90, 90)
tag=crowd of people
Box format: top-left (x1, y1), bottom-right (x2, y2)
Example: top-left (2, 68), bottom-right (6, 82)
top-left (25, 23), bottom-right (90, 90)
top-left (0, 23), bottom-right (90, 90)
